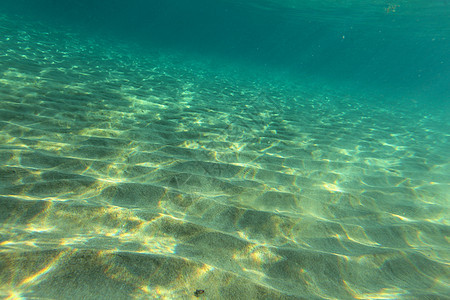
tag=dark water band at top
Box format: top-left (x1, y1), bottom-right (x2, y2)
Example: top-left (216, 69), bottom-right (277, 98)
top-left (1, 0), bottom-right (449, 104)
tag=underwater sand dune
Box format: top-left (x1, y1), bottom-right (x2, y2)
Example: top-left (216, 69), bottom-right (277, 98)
top-left (0, 15), bottom-right (449, 299)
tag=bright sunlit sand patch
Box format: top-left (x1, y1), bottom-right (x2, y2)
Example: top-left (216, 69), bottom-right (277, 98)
top-left (59, 235), bottom-right (91, 246)
top-left (180, 140), bottom-right (200, 149)
top-left (78, 128), bottom-right (125, 138)
top-left (342, 225), bottom-right (381, 247)
top-left (229, 142), bottom-right (246, 152)
top-left (137, 237), bottom-right (178, 255)
top-left (322, 182), bottom-right (344, 192)
top-left (25, 224), bottom-right (55, 233)
top-left (390, 213), bottom-right (414, 222)
top-left (1, 289), bottom-right (27, 300)
top-left (97, 177), bottom-right (126, 184)
top-left (234, 244), bottom-right (282, 269)
top-left (343, 280), bottom-right (408, 299)
top-left (0, 240), bottom-right (39, 250)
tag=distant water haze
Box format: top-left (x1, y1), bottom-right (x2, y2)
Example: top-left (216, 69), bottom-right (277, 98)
top-left (1, 0), bottom-right (449, 105)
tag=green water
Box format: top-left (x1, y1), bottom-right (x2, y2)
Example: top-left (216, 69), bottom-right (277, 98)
top-left (0, 1), bottom-right (449, 299)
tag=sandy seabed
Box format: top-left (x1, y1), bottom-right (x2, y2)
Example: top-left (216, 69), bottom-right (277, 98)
top-left (0, 15), bottom-right (449, 299)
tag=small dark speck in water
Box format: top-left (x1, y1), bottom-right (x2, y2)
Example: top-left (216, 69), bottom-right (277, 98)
top-left (194, 289), bottom-right (205, 297)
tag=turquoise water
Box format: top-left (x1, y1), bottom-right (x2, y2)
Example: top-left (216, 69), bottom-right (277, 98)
top-left (2, 0), bottom-right (449, 103)
top-left (0, 1), bottom-right (449, 299)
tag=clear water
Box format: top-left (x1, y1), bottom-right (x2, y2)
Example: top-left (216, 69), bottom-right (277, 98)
top-left (0, 1), bottom-right (449, 299)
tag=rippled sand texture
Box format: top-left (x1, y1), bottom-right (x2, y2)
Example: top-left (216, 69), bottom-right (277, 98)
top-left (1, 16), bottom-right (449, 299)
